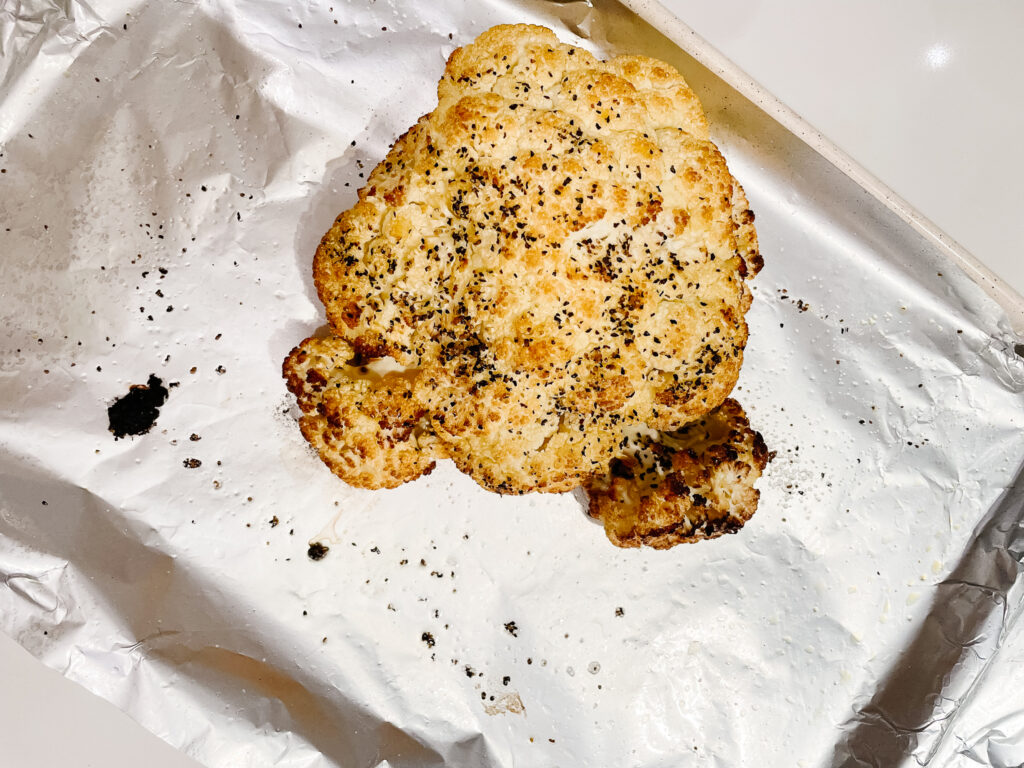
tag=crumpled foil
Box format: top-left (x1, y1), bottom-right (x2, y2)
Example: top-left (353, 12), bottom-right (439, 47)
top-left (2, 0), bottom-right (1023, 766)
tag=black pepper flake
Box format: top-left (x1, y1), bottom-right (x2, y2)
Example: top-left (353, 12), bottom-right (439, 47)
top-left (504, 621), bottom-right (518, 637)
top-left (308, 542), bottom-right (329, 560)
top-left (183, 458), bottom-right (201, 468)
top-left (269, 516), bottom-right (279, 527)
top-left (189, 433), bottom-right (201, 441)
top-left (615, 607), bottom-right (624, 617)
top-left (421, 632), bottom-right (435, 648)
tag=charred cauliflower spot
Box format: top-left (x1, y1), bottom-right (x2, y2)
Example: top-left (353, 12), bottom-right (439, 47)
top-left (585, 399), bottom-right (770, 548)
top-left (283, 24), bottom-right (768, 547)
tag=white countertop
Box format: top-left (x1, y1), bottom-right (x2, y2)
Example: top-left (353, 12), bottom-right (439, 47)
top-left (3, 2), bottom-right (1021, 766)
top-left (664, 0), bottom-right (1024, 298)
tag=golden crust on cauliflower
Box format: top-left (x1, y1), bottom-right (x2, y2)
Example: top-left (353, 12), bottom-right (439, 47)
top-left (284, 336), bottom-right (439, 489)
top-left (585, 399), bottom-right (770, 548)
top-left (283, 24), bottom-right (768, 546)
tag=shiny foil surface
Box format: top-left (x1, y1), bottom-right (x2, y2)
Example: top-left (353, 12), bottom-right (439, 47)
top-left (2, 1), bottom-right (1023, 766)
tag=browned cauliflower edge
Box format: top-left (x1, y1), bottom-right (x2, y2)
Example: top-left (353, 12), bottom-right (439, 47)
top-left (585, 399), bottom-right (770, 548)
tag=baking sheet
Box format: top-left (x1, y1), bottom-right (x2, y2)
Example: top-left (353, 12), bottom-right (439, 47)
top-left (1, 1), bottom-right (1023, 766)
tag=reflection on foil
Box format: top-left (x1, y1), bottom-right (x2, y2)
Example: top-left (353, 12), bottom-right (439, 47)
top-left (832, 459), bottom-right (1024, 766)
top-left (1, 0), bottom-right (1023, 766)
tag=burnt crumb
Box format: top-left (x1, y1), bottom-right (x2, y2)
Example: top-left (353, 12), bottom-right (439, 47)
top-left (107, 374), bottom-right (168, 438)
top-left (308, 541), bottom-right (330, 560)
top-left (502, 675), bottom-right (510, 686)
top-left (465, 665), bottom-right (477, 677)
top-left (189, 433), bottom-right (201, 441)
top-left (215, 365), bottom-right (226, 374)
top-left (421, 632), bottom-right (435, 648)
top-left (370, 546), bottom-right (380, 554)
top-left (615, 607), bottom-right (624, 617)
top-left (504, 621), bottom-right (519, 637)
top-left (183, 458), bottom-right (201, 468)
top-left (269, 516), bottom-right (279, 527)
top-left (775, 289), bottom-right (810, 313)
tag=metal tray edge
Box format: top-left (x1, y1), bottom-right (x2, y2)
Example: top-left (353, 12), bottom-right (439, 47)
top-left (619, 0), bottom-right (1024, 337)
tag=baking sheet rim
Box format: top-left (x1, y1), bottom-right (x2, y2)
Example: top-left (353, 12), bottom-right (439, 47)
top-left (621, 0), bottom-right (1024, 336)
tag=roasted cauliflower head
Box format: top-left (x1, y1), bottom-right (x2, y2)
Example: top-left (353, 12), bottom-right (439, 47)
top-left (284, 24), bottom-right (769, 547)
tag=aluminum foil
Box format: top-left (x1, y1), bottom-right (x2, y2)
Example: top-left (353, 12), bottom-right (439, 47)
top-left (2, 1), bottom-right (1023, 766)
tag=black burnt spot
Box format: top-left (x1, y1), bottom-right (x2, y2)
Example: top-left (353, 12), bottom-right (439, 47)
top-left (107, 375), bottom-right (169, 438)
top-left (504, 621), bottom-right (518, 637)
top-left (182, 458), bottom-right (201, 468)
top-left (308, 542), bottom-right (330, 560)
top-left (421, 632), bottom-right (436, 648)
